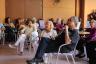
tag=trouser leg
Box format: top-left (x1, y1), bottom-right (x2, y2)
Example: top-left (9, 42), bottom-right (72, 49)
top-left (34, 38), bottom-right (50, 59)
top-left (86, 42), bottom-right (96, 64)
top-left (15, 34), bottom-right (26, 52)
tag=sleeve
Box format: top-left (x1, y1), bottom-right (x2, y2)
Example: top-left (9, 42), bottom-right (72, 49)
top-left (40, 30), bottom-right (45, 37)
top-left (53, 30), bottom-right (57, 37)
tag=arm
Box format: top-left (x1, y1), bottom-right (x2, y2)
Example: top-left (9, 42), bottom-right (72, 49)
top-left (65, 25), bottom-right (71, 44)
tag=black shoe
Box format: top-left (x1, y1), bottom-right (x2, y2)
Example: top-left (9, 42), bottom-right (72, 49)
top-left (18, 52), bottom-right (23, 56)
top-left (76, 53), bottom-right (85, 58)
top-left (78, 54), bottom-right (85, 58)
top-left (26, 58), bottom-right (44, 64)
top-left (36, 58), bottom-right (44, 63)
top-left (26, 58), bottom-right (36, 64)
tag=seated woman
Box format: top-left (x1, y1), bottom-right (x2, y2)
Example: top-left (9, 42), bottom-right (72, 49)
top-left (55, 18), bottom-right (64, 33)
top-left (27, 16), bottom-right (80, 63)
top-left (85, 19), bottom-right (96, 64)
top-left (27, 21), bottom-right (57, 63)
top-left (9, 19), bottom-right (36, 55)
top-left (4, 17), bottom-right (16, 42)
top-left (76, 19), bottom-right (96, 59)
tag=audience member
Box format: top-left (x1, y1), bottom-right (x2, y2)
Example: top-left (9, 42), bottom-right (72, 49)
top-left (9, 19), bottom-right (34, 55)
top-left (4, 17), bottom-right (16, 42)
top-left (55, 18), bottom-right (64, 33)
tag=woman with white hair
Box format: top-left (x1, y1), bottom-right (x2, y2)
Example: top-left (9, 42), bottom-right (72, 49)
top-left (27, 20), bottom-right (57, 63)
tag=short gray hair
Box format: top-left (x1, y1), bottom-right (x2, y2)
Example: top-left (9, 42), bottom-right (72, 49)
top-left (68, 16), bottom-right (80, 26)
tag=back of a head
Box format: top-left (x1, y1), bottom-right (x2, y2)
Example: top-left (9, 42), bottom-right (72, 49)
top-left (32, 17), bottom-right (37, 23)
top-left (68, 16), bottom-right (81, 29)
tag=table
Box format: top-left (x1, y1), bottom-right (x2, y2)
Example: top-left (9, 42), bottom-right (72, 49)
top-left (79, 31), bottom-right (90, 60)
top-left (79, 31), bottom-right (90, 35)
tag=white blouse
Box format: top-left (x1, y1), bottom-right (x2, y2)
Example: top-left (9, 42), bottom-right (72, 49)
top-left (41, 29), bottom-right (57, 39)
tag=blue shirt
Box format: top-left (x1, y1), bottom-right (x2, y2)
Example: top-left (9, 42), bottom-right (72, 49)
top-left (0, 24), bottom-right (4, 28)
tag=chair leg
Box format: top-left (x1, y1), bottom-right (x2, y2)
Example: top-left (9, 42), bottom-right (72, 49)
top-left (3, 37), bottom-right (5, 45)
top-left (84, 46), bottom-right (88, 59)
top-left (49, 53), bottom-right (53, 64)
top-left (65, 55), bottom-right (70, 64)
top-left (71, 55), bottom-right (76, 64)
top-left (29, 42), bottom-right (32, 54)
top-left (2, 34), bottom-right (5, 45)
top-left (56, 53), bottom-right (59, 64)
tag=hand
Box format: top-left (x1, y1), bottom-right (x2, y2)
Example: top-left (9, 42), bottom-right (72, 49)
top-left (65, 25), bottom-right (69, 35)
top-left (50, 36), bottom-right (55, 40)
top-left (65, 25), bottom-right (68, 30)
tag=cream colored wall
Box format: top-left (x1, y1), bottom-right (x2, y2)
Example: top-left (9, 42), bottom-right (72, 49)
top-left (84, 0), bottom-right (96, 27)
top-left (0, 0), bottom-right (5, 21)
top-left (43, 0), bottom-right (75, 20)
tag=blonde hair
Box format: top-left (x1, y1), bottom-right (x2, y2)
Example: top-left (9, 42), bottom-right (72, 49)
top-left (45, 21), bottom-right (54, 29)
top-left (32, 17), bottom-right (37, 23)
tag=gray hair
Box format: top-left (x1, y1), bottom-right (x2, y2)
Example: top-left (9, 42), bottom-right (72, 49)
top-left (46, 21), bottom-right (54, 29)
top-left (69, 16), bottom-right (80, 26)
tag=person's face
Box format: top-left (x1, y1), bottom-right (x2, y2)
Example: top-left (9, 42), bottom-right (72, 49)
top-left (45, 22), bottom-right (51, 31)
top-left (19, 19), bottom-right (24, 24)
top-left (8, 18), bottom-right (11, 23)
top-left (90, 21), bottom-right (95, 28)
top-left (67, 19), bottom-right (76, 28)
top-left (28, 21), bottom-right (33, 27)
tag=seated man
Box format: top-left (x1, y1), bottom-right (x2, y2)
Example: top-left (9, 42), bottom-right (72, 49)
top-left (27, 16), bottom-right (80, 63)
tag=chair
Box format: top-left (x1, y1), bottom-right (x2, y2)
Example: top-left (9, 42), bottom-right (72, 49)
top-left (56, 42), bottom-right (78, 64)
top-left (0, 31), bottom-right (5, 45)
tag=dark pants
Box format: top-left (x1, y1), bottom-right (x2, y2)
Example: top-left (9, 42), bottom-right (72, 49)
top-left (86, 42), bottom-right (96, 64)
top-left (34, 37), bottom-right (76, 59)
top-left (76, 38), bottom-right (85, 54)
top-left (35, 37), bottom-right (51, 59)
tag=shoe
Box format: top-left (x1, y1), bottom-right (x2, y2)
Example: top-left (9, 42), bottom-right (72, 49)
top-left (9, 44), bottom-right (16, 49)
top-left (26, 58), bottom-right (44, 64)
top-left (26, 58), bottom-right (36, 64)
top-left (78, 54), bottom-right (85, 58)
top-left (76, 53), bottom-right (85, 58)
top-left (36, 58), bottom-right (44, 63)
top-left (18, 52), bottom-right (23, 56)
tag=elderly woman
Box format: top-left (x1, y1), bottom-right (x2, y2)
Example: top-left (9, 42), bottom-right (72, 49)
top-left (27, 21), bottom-right (57, 63)
top-left (9, 19), bottom-right (36, 55)
top-left (86, 19), bottom-right (96, 64)
top-left (76, 19), bottom-right (96, 59)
